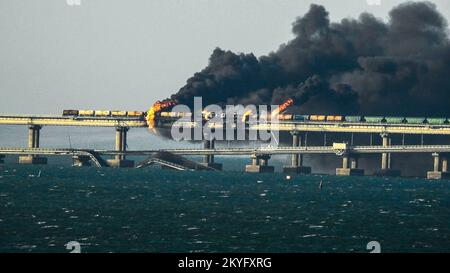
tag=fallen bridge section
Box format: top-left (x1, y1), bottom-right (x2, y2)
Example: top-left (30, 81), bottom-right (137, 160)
top-left (136, 151), bottom-right (219, 171)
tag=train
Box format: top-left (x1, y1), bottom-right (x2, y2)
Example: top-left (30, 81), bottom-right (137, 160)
top-left (62, 110), bottom-right (146, 118)
top-left (277, 115), bottom-right (448, 124)
top-left (156, 111), bottom-right (450, 125)
top-left (62, 109), bottom-right (450, 125)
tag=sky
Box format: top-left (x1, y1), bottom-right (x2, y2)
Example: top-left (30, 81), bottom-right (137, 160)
top-left (1, 0), bottom-right (450, 114)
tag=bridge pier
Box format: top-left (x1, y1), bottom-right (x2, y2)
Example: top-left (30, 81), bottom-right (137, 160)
top-left (107, 127), bottom-right (134, 167)
top-left (0, 154), bottom-right (4, 164)
top-left (283, 131), bottom-right (311, 174)
top-left (427, 153), bottom-right (450, 179)
top-left (200, 138), bottom-right (222, 170)
top-left (336, 154), bottom-right (364, 176)
top-left (246, 154), bottom-right (274, 173)
top-left (19, 125), bottom-right (47, 165)
top-left (374, 133), bottom-right (400, 176)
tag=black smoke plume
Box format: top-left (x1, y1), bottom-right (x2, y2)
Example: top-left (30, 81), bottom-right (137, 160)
top-left (171, 1), bottom-right (450, 116)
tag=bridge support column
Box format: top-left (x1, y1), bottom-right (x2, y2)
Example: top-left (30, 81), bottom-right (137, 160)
top-left (374, 133), bottom-right (400, 176)
top-left (427, 153), bottom-right (450, 180)
top-left (0, 155), bottom-right (4, 164)
top-left (107, 127), bottom-right (134, 167)
top-left (336, 154), bottom-right (364, 176)
top-left (72, 155), bottom-right (91, 167)
top-left (19, 125), bottom-right (47, 165)
top-left (200, 138), bottom-right (222, 170)
top-left (283, 131), bottom-right (311, 174)
top-left (246, 154), bottom-right (274, 173)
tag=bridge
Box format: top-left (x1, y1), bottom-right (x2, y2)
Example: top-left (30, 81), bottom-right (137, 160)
top-left (2, 114), bottom-right (450, 179)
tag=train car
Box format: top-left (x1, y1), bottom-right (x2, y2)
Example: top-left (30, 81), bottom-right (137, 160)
top-left (404, 117), bottom-right (426, 124)
top-left (128, 111), bottom-right (145, 117)
top-left (345, 116), bottom-right (362, 122)
top-left (293, 114), bottom-right (308, 121)
top-left (94, 110), bottom-right (111, 117)
top-left (326, 115), bottom-right (344, 122)
top-left (384, 117), bottom-right (405, 124)
top-left (62, 110), bottom-right (79, 116)
top-left (426, 117), bottom-right (447, 124)
top-left (309, 115), bottom-right (326, 121)
top-left (79, 110), bottom-right (95, 116)
top-left (111, 111), bottom-right (127, 117)
top-left (278, 114), bottom-right (293, 120)
top-left (364, 116), bottom-right (385, 123)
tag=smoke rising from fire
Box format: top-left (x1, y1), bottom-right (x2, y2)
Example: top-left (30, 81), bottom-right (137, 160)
top-left (170, 1), bottom-right (450, 116)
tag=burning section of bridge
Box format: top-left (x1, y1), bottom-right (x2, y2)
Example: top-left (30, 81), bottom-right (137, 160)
top-left (146, 100), bottom-right (176, 129)
top-left (271, 98), bottom-right (294, 118)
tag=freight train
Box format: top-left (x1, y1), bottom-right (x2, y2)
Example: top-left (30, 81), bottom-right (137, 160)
top-left (62, 109), bottom-right (450, 125)
top-left (62, 110), bottom-right (146, 118)
top-left (156, 111), bottom-right (450, 125)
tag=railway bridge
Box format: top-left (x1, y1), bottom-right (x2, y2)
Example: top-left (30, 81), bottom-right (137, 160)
top-left (2, 114), bottom-right (450, 179)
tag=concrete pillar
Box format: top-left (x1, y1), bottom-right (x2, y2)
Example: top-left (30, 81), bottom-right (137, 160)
top-left (0, 155), bottom-right (5, 164)
top-left (375, 133), bottom-right (400, 176)
top-left (283, 131), bottom-right (311, 174)
top-left (19, 125), bottom-right (47, 165)
top-left (115, 127), bottom-right (124, 161)
top-left (381, 133), bottom-right (389, 170)
top-left (202, 139), bottom-right (210, 164)
top-left (342, 155), bottom-right (349, 169)
top-left (210, 139), bottom-right (215, 164)
top-left (200, 138), bottom-right (222, 170)
top-left (246, 154), bottom-right (274, 173)
top-left (34, 127), bottom-right (40, 149)
top-left (433, 153), bottom-right (440, 172)
top-left (351, 156), bottom-right (358, 169)
top-left (442, 156), bottom-right (448, 173)
top-left (121, 127), bottom-right (127, 159)
top-left (251, 154), bottom-right (259, 166)
top-left (291, 133), bottom-right (300, 166)
top-left (107, 127), bottom-right (134, 167)
top-left (27, 126), bottom-right (35, 148)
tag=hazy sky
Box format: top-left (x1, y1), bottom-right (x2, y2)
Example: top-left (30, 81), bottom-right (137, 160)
top-left (1, 0), bottom-right (450, 114)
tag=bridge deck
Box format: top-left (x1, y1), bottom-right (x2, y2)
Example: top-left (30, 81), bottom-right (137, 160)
top-left (2, 114), bottom-right (450, 135)
top-left (0, 115), bottom-right (147, 127)
top-left (2, 145), bottom-right (450, 156)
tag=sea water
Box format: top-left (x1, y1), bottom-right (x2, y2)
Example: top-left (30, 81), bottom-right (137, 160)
top-left (1, 163), bottom-right (449, 253)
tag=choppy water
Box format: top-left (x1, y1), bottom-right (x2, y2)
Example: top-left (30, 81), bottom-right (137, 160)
top-left (1, 164), bottom-right (450, 253)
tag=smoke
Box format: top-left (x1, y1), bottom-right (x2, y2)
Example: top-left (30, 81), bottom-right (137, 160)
top-left (170, 1), bottom-right (450, 117)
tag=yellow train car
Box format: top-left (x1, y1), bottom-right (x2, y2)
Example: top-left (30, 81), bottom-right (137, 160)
top-left (111, 111), bottom-right (127, 117)
top-left (94, 110), bottom-right (111, 117)
top-left (326, 115), bottom-right (344, 122)
top-left (79, 110), bottom-right (95, 116)
top-left (128, 111), bottom-right (145, 117)
top-left (309, 115), bottom-right (326, 121)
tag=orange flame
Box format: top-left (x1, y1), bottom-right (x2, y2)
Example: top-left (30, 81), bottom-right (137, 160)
top-left (242, 110), bottom-right (253, 122)
top-left (271, 98), bottom-right (294, 118)
top-left (146, 100), bottom-right (176, 128)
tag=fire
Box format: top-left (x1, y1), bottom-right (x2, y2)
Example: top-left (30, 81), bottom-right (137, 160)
top-left (271, 98), bottom-right (294, 118)
top-left (242, 110), bottom-right (253, 122)
top-left (146, 100), bottom-right (176, 128)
